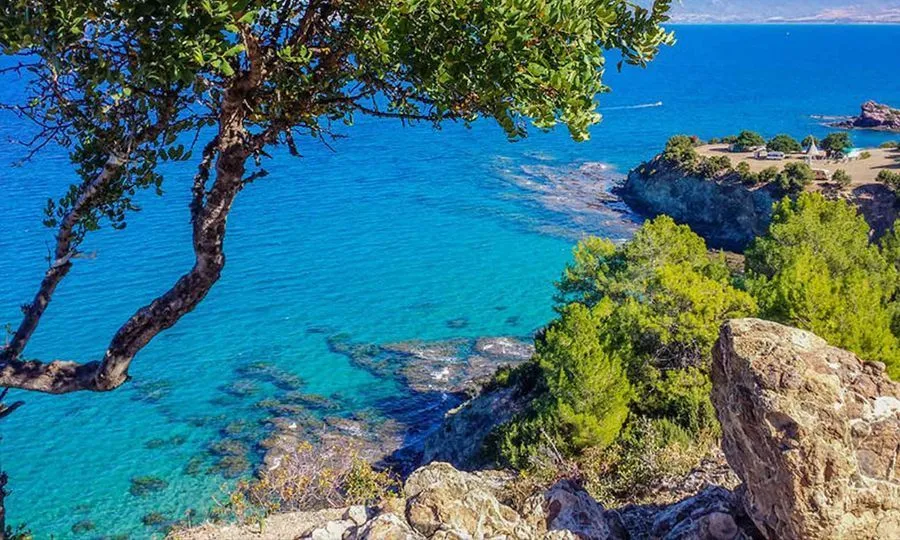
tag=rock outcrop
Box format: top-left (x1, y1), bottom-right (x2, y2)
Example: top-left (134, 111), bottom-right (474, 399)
top-left (832, 100), bottom-right (900, 132)
top-left (619, 166), bottom-right (777, 251)
top-left (713, 318), bottom-right (900, 539)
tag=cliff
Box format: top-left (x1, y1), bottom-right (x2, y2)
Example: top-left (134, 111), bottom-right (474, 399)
top-left (619, 165), bottom-right (777, 251)
top-left (620, 160), bottom-right (898, 251)
top-left (174, 319), bottom-right (900, 539)
top-left (832, 101), bottom-right (900, 132)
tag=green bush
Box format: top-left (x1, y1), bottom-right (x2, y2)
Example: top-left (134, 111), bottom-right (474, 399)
top-left (758, 165), bottom-right (779, 184)
top-left (732, 130), bottom-right (765, 151)
top-left (662, 135), bottom-right (700, 170)
top-left (775, 161), bottom-right (814, 195)
top-left (766, 134), bottom-right (802, 153)
top-left (877, 169), bottom-right (900, 194)
top-left (735, 161), bottom-right (757, 185)
top-left (697, 155), bottom-right (733, 179)
top-left (832, 169), bottom-right (852, 187)
top-left (879, 141), bottom-right (899, 149)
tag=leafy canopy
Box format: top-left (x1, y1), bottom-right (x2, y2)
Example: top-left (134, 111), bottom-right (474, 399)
top-left (1, 0), bottom-right (675, 241)
top-left (747, 193), bottom-right (900, 376)
top-left (766, 134), bottom-right (802, 153)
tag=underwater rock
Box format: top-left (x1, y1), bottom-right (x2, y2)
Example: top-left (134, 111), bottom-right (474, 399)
top-left (129, 476), bottom-right (169, 497)
top-left (220, 379), bottom-right (260, 398)
top-left (70, 520), bottom-right (95, 534)
top-left (130, 379), bottom-right (173, 404)
top-left (445, 317), bottom-right (469, 329)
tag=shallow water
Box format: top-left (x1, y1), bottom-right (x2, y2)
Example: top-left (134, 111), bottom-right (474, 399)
top-left (2, 25), bottom-right (900, 538)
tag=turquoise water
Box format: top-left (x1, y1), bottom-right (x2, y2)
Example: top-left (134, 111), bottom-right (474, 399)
top-left (2, 25), bottom-right (900, 538)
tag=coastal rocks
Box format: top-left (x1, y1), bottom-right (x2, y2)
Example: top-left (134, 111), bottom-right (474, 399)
top-left (831, 100), bottom-right (900, 132)
top-left (420, 383), bottom-right (531, 470)
top-left (619, 166), bottom-right (776, 251)
top-left (712, 318), bottom-right (900, 539)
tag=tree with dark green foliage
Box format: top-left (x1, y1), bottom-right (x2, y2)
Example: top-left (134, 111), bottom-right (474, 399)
top-left (661, 135), bottom-right (699, 170)
top-left (736, 161), bottom-right (757, 185)
top-left (820, 132), bottom-right (852, 157)
top-left (0, 0), bottom-right (674, 396)
top-left (766, 134), bottom-right (802, 153)
top-left (497, 216), bottom-right (755, 468)
top-left (732, 130), bottom-right (765, 152)
top-left (832, 169), bottom-right (852, 188)
top-left (696, 155), bottom-right (732, 179)
top-left (775, 161), bottom-right (814, 195)
top-left (746, 193), bottom-right (900, 376)
top-left (802, 135), bottom-right (819, 148)
top-left (758, 166), bottom-right (780, 184)
top-left (877, 169), bottom-right (900, 199)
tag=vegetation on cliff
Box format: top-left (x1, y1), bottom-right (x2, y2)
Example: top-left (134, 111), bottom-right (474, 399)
top-left (488, 195), bottom-right (900, 502)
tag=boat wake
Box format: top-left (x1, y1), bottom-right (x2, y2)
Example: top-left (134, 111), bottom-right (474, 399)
top-left (602, 101), bottom-right (663, 111)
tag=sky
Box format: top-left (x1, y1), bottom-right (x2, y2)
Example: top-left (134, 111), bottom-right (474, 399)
top-left (669, 1), bottom-right (900, 23)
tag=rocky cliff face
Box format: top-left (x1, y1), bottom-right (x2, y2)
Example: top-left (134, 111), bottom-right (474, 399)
top-left (619, 165), bottom-right (898, 252)
top-left (713, 318), bottom-right (900, 539)
top-left (176, 319), bottom-right (900, 540)
top-left (619, 167), bottom-right (777, 251)
top-left (832, 101), bottom-right (900, 132)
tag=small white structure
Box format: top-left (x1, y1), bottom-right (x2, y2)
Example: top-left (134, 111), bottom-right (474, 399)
top-left (805, 138), bottom-right (825, 162)
top-left (755, 148), bottom-right (768, 159)
top-left (766, 151), bottom-right (785, 160)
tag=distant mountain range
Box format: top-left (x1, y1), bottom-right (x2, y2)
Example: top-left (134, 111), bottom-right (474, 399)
top-left (668, 1), bottom-right (900, 23)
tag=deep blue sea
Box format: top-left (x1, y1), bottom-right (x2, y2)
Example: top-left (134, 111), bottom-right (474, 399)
top-left (2, 25), bottom-right (900, 539)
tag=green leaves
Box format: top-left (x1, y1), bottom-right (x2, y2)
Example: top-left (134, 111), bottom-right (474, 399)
top-left (746, 194), bottom-right (900, 376)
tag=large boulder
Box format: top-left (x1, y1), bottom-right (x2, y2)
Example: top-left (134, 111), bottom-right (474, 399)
top-left (712, 318), bottom-right (900, 539)
top-left (403, 462), bottom-right (538, 539)
top-left (832, 100), bottom-right (900, 131)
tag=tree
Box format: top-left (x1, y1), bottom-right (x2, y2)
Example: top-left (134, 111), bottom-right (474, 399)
top-left (732, 130), bottom-right (765, 152)
top-left (832, 169), bottom-right (852, 188)
top-left (802, 135), bottom-right (819, 148)
top-left (746, 194), bottom-right (900, 376)
top-left (536, 302), bottom-right (632, 451)
top-left (766, 134), bottom-right (802, 153)
top-left (820, 132), bottom-right (852, 157)
top-left (661, 134), bottom-right (699, 170)
top-left (0, 1), bottom-right (675, 395)
top-left (775, 161), bottom-right (814, 195)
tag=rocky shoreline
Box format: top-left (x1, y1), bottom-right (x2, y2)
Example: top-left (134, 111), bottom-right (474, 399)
top-left (830, 101), bottom-right (900, 132)
top-left (175, 319), bottom-right (900, 539)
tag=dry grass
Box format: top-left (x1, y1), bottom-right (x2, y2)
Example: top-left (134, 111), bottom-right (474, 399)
top-left (697, 144), bottom-right (900, 186)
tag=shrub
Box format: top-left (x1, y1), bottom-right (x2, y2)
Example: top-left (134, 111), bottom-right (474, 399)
top-left (229, 439), bottom-right (398, 520)
top-left (877, 169), bottom-right (900, 193)
top-left (661, 135), bottom-right (700, 170)
top-left (879, 141), bottom-right (899, 149)
top-left (775, 161), bottom-right (814, 195)
top-left (735, 161), bottom-right (758, 185)
top-left (832, 169), bottom-right (852, 187)
top-left (766, 134), bottom-right (802, 153)
top-left (696, 155), bottom-right (733, 179)
top-left (860, 151), bottom-right (872, 160)
top-left (732, 130), bottom-right (765, 151)
top-left (580, 416), bottom-right (715, 505)
top-left (633, 367), bottom-right (718, 436)
top-left (758, 165), bottom-right (779, 184)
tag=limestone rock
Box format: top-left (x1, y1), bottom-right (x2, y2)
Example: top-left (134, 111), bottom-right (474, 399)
top-left (534, 480), bottom-right (609, 540)
top-left (403, 462), bottom-right (538, 538)
top-left (350, 513), bottom-right (422, 540)
top-left (712, 318), bottom-right (900, 539)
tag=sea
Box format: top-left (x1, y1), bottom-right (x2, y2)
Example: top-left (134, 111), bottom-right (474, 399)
top-left (1, 25), bottom-right (899, 539)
